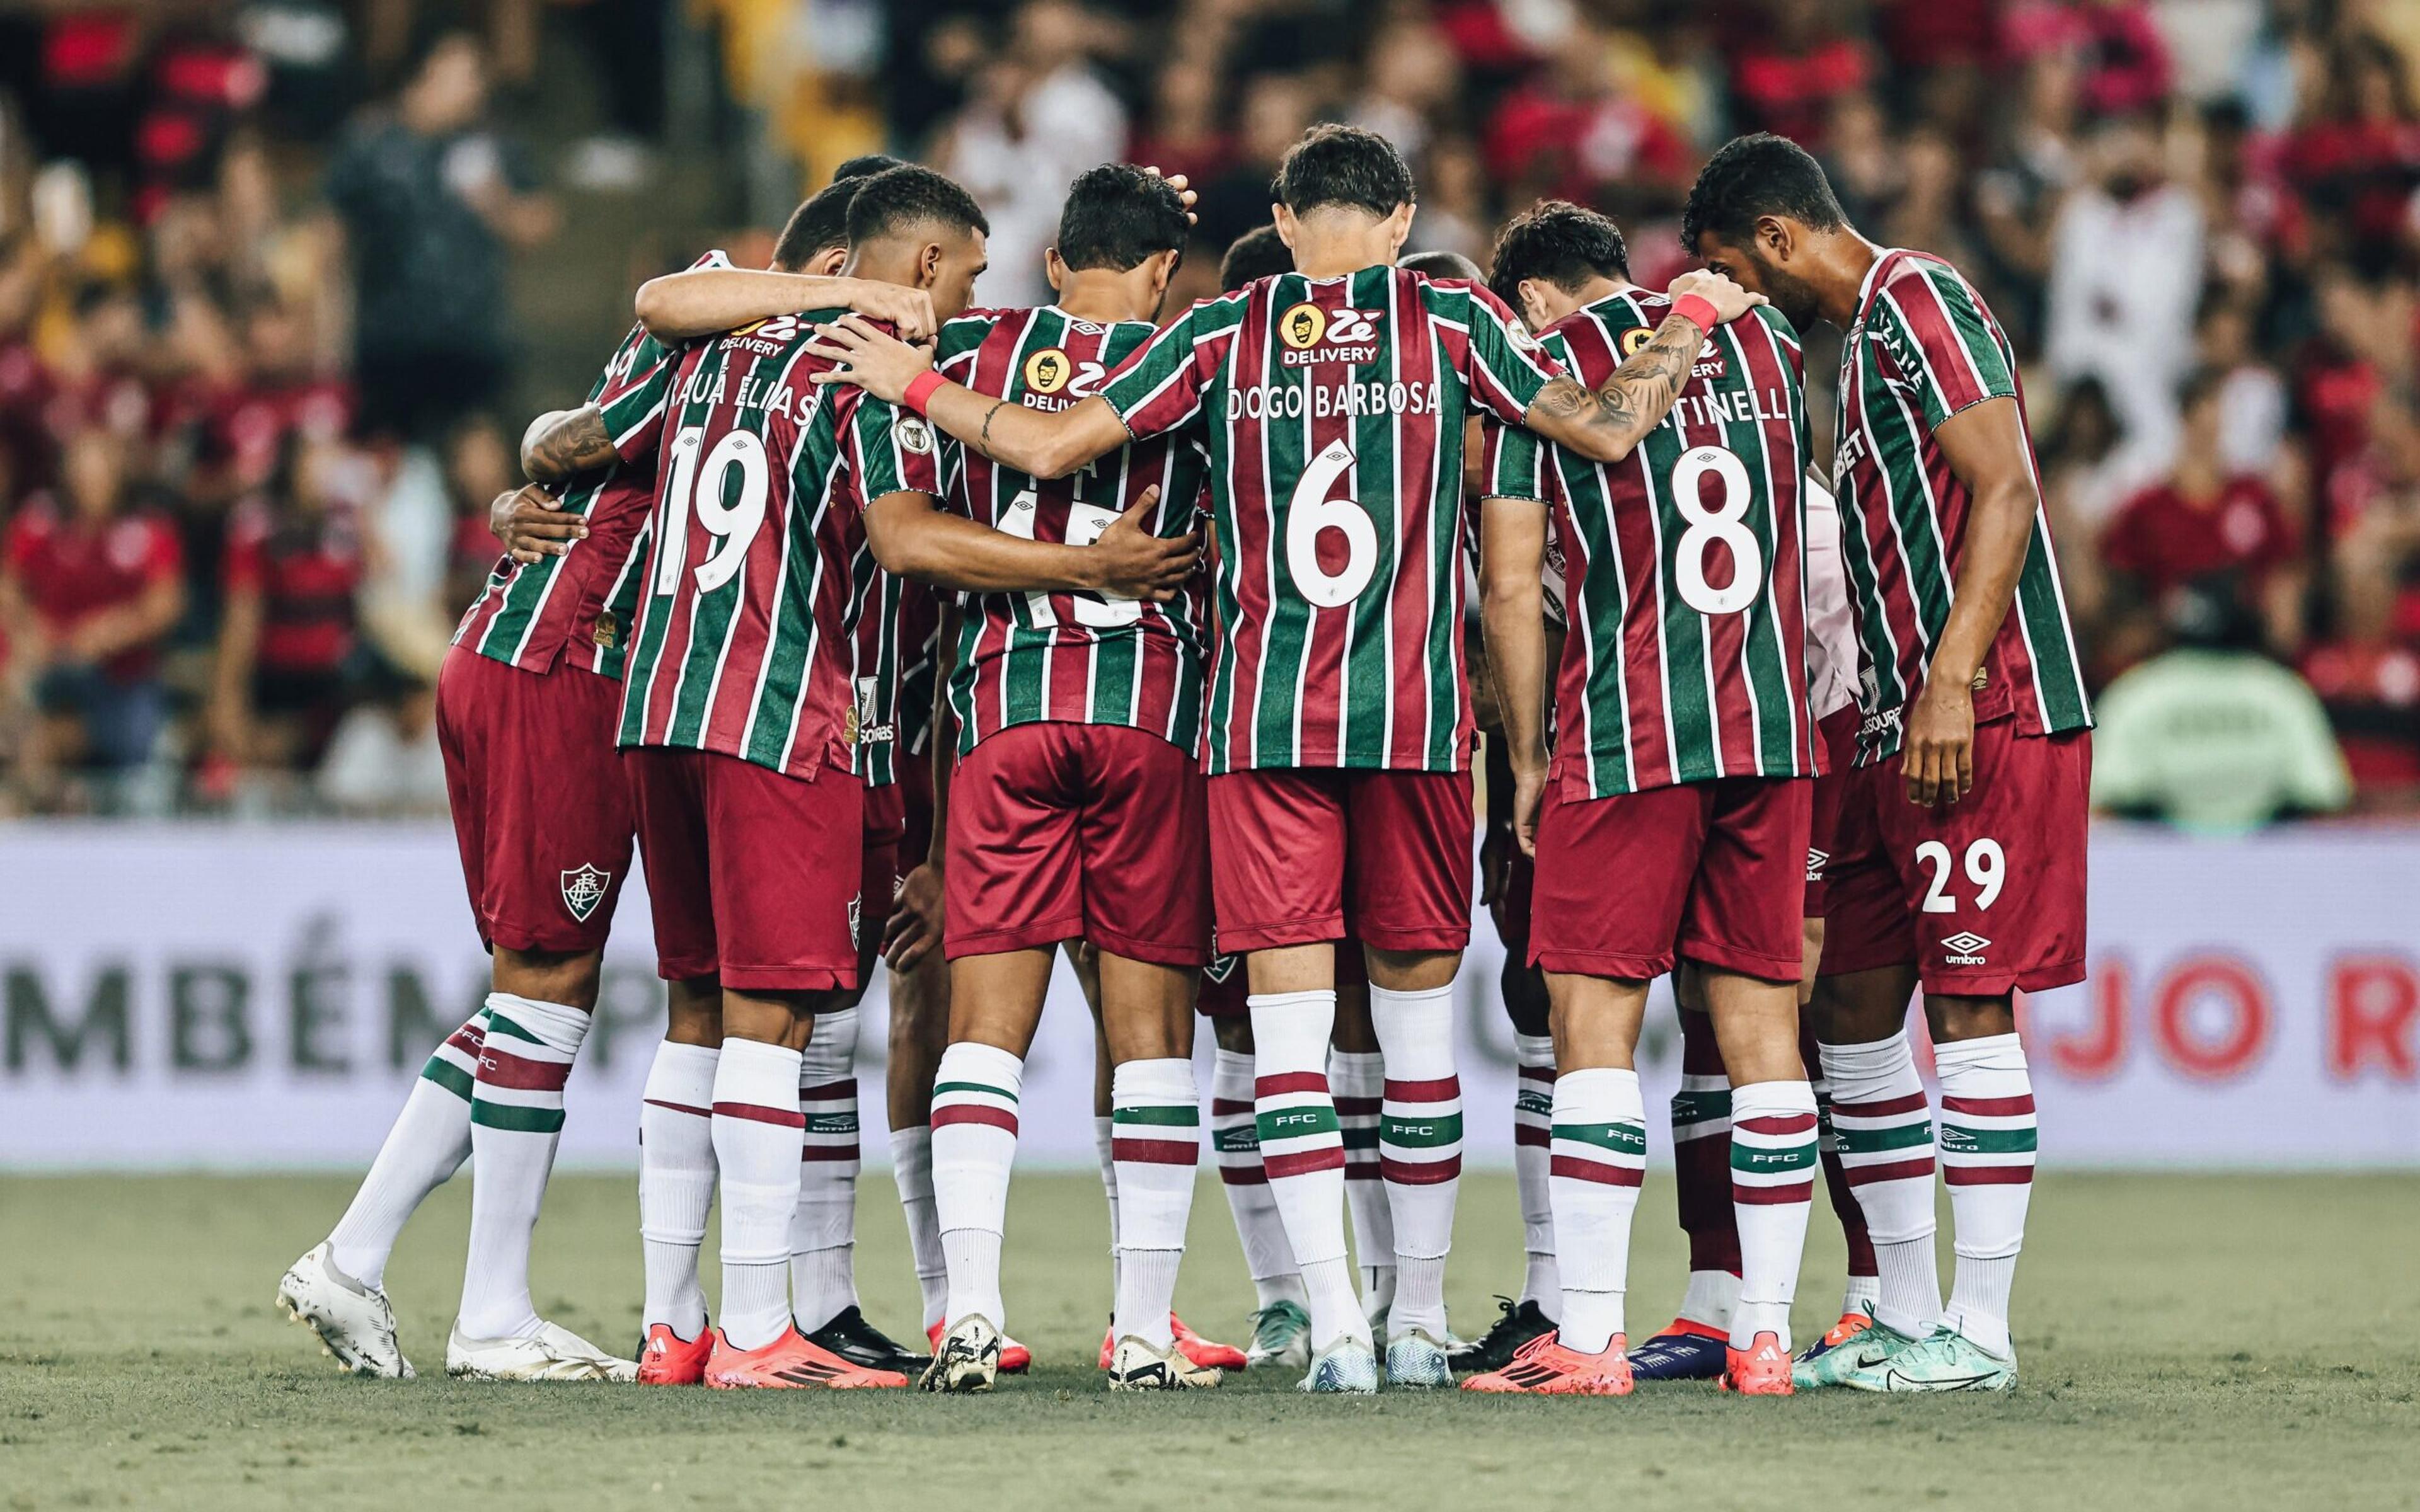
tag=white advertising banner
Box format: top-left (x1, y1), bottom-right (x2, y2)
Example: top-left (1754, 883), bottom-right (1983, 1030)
top-left (1, 821), bottom-right (2415, 1169)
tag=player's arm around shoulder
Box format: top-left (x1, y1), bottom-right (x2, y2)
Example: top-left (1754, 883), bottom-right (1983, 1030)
top-left (1523, 269), bottom-right (1764, 465)
top-left (806, 314), bottom-right (1131, 480)
top-left (634, 266), bottom-right (938, 346)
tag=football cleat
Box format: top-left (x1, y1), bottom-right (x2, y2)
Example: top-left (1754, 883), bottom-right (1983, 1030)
top-left (1840, 1326), bottom-right (2017, 1393)
top-left (1627, 1317), bottom-right (1731, 1381)
top-left (1795, 1309), bottom-right (1877, 1365)
top-left (1384, 1327), bottom-right (1453, 1389)
top-left (921, 1315), bottom-right (1005, 1394)
top-left (1718, 1331), bottom-right (1794, 1395)
top-left (1447, 1297), bottom-right (1557, 1375)
top-left (1246, 1300), bottom-right (1312, 1370)
top-left (1097, 1314), bottom-right (1249, 1372)
top-left (635, 1322), bottom-right (713, 1385)
top-left (276, 1243), bottom-right (413, 1379)
top-left (1106, 1334), bottom-right (1223, 1391)
top-left (1461, 1331), bottom-right (1634, 1395)
top-left (1790, 1316), bottom-right (1920, 1390)
top-left (807, 1305), bottom-right (931, 1376)
top-left (705, 1326), bottom-right (907, 1389)
top-left (1298, 1334), bottom-right (1380, 1394)
top-left (928, 1318), bottom-right (1028, 1374)
top-left (446, 1322), bottom-right (637, 1382)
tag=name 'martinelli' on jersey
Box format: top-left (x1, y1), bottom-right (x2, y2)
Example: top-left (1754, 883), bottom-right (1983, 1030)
top-left (934, 304), bottom-right (1211, 756)
top-left (1099, 264), bottom-right (1564, 775)
top-left (1485, 294), bottom-right (1817, 798)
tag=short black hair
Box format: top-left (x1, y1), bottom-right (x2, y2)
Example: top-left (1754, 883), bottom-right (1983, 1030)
top-left (1401, 249), bottom-right (1484, 284)
top-left (1276, 124), bottom-right (1414, 219)
top-left (1219, 224), bottom-right (1292, 292)
top-left (1054, 164), bottom-right (1190, 273)
top-left (831, 153), bottom-right (904, 184)
top-left (845, 164), bottom-right (990, 248)
top-left (773, 179), bottom-right (865, 272)
top-left (1680, 132), bottom-right (1846, 255)
top-left (1487, 200), bottom-right (1629, 307)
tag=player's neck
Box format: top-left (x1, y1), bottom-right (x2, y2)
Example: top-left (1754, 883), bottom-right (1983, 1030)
top-left (1816, 230), bottom-right (1889, 329)
top-left (1289, 229), bottom-right (1398, 282)
top-left (1051, 270), bottom-right (1152, 326)
top-left (837, 248), bottom-right (924, 297)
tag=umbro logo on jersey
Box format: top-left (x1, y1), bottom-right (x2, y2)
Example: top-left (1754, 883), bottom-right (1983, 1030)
top-left (560, 864), bottom-right (611, 922)
top-left (1942, 932), bottom-right (1991, 965)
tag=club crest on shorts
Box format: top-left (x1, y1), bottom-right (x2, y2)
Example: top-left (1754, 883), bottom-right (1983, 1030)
top-left (560, 864), bottom-right (611, 922)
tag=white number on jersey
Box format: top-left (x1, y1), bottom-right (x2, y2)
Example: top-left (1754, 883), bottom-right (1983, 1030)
top-left (1671, 444), bottom-right (1761, 616)
top-left (1000, 486), bottom-right (1140, 629)
top-left (654, 426), bottom-right (770, 595)
top-left (1286, 438), bottom-right (1378, 608)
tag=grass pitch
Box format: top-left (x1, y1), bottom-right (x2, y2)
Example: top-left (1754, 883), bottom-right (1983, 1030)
top-left (1, 1172), bottom-right (2414, 1511)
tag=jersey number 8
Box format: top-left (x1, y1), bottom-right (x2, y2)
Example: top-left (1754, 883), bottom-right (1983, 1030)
top-left (1671, 444), bottom-right (1761, 616)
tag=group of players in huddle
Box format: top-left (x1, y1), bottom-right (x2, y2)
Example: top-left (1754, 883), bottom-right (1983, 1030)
top-left (274, 120), bottom-right (2090, 1399)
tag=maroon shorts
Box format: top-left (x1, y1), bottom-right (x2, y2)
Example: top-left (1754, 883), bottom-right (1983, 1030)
top-left (1196, 937), bottom-right (1369, 1016)
top-left (861, 781), bottom-right (908, 935)
top-left (1804, 705), bottom-right (1861, 919)
top-left (435, 646), bottom-right (633, 954)
top-left (1208, 767), bottom-right (1474, 954)
top-left (1819, 719), bottom-right (2092, 995)
top-left (623, 746), bottom-right (865, 992)
top-left (1531, 774), bottom-right (1811, 982)
top-left (945, 722), bottom-right (1211, 966)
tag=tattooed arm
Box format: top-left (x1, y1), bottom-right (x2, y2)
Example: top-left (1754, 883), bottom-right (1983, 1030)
top-left (519, 406), bottom-right (617, 483)
top-left (1519, 269), bottom-right (1761, 464)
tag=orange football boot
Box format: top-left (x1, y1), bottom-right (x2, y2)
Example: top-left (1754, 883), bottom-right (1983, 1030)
top-left (1461, 1332), bottom-right (1634, 1395)
top-left (635, 1322), bottom-right (714, 1385)
top-left (931, 1320), bottom-right (1029, 1373)
top-left (1719, 1331), bottom-right (1795, 1395)
top-left (1097, 1314), bottom-right (1250, 1372)
top-left (705, 1326), bottom-right (908, 1389)
top-left (1821, 1310), bottom-right (1876, 1350)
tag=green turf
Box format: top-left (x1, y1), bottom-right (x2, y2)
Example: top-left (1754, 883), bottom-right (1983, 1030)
top-left (1, 1172), bottom-right (2414, 1511)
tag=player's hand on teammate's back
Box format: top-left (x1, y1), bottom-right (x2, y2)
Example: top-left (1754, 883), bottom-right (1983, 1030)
top-left (884, 862), bottom-right (944, 972)
top-left (1900, 674), bottom-right (1977, 807)
top-left (806, 315), bottom-right (932, 402)
top-left (1086, 487), bottom-right (1197, 602)
top-left (490, 484), bottom-right (586, 564)
top-left (839, 280), bottom-right (937, 345)
top-left (1665, 267), bottom-right (1766, 324)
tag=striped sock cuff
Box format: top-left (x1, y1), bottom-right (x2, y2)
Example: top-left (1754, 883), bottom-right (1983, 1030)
top-left (931, 1043), bottom-right (1022, 1137)
top-left (1330, 1051), bottom-right (1383, 1183)
top-left (1381, 1074), bottom-right (1463, 1186)
top-left (1112, 1059), bottom-right (1200, 1167)
top-left (1671, 1073), bottom-right (1733, 1143)
top-left (1550, 1067), bottom-right (1647, 1187)
top-left (1730, 1082), bottom-right (1819, 1205)
top-left (1255, 1069), bottom-right (1343, 1179)
top-left (1937, 1035), bottom-right (2037, 1187)
top-left (1514, 1035), bottom-right (1556, 1148)
top-left (471, 996), bottom-right (584, 1135)
top-left (1209, 1050), bottom-right (1263, 1184)
top-left (418, 1009), bottom-right (491, 1102)
top-left (799, 1079), bottom-right (861, 1166)
top-left (641, 1040), bottom-right (718, 1121)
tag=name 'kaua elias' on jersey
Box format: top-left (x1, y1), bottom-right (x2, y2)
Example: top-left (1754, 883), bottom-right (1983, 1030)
top-left (1485, 294), bottom-right (1818, 798)
top-left (933, 304), bottom-right (1214, 757)
top-left (607, 306), bottom-right (941, 777)
top-left (1831, 248), bottom-right (2092, 765)
top-left (452, 249), bottom-right (736, 680)
top-left (1098, 265), bottom-right (1564, 776)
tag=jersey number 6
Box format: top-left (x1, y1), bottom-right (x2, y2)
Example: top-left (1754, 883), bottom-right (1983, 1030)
top-left (1286, 438), bottom-right (1378, 608)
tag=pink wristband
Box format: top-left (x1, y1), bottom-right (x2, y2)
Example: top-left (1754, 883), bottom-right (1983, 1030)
top-left (902, 369), bottom-right (945, 416)
top-left (1670, 293), bottom-right (1720, 333)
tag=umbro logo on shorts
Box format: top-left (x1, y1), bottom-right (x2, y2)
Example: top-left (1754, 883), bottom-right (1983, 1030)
top-left (560, 864), bottom-right (611, 922)
top-left (1806, 847), bottom-right (1831, 881)
top-left (1942, 931), bottom-right (1991, 965)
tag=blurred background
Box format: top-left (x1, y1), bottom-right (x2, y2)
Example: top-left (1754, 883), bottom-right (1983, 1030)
top-left (0, 0), bottom-right (2414, 1170)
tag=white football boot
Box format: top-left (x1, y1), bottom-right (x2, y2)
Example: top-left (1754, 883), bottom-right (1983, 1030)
top-left (277, 1243), bottom-right (413, 1378)
top-left (1107, 1334), bottom-right (1223, 1391)
top-left (445, 1321), bottom-right (637, 1382)
top-left (920, 1315), bottom-right (1004, 1394)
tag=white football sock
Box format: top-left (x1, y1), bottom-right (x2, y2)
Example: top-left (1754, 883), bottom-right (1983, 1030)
top-left (1512, 1033), bottom-right (1558, 1310)
top-left (1093, 1113), bottom-right (1121, 1298)
top-left (1822, 1033), bottom-right (1943, 1337)
top-left (1935, 1033), bottom-right (2036, 1359)
top-left (791, 1007), bottom-right (861, 1333)
top-left (1551, 1067), bottom-right (1645, 1354)
top-left (931, 1042), bottom-right (1022, 1331)
top-left (1728, 1079), bottom-right (1818, 1352)
top-left (1211, 1047), bottom-right (1301, 1307)
top-left (326, 1009), bottom-right (487, 1288)
top-left (1249, 990), bottom-right (1363, 1349)
top-left (458, 994), bottom-right (588, 1341)
top-left (1329, 1048), bottom-right (1395, 1322)
top-left (711, 1038), bottom-right (805, 1351)
top-left (638, 1040), bottom-right (717, 1339)
top-left (889, 1125), bottom-right (947, 1332)
top-left (1679, 1270), bottom-right (1742, 1333)
top-left (1110, 1058), bottom-right (1199, 1348)
top-left (1370, 983), bottom-right (1460, 1341)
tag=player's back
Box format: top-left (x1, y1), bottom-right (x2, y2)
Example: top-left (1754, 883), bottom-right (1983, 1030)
top-left (1505, 293), bottom-right (1816, 796)
top-left (619, 309), bottom-right (938, 779)
top-left (936, 304), bottom-right (1211, 753)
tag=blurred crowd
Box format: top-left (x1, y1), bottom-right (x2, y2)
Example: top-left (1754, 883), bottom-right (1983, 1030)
top-left (5, 0), bottom-right (2420, 833)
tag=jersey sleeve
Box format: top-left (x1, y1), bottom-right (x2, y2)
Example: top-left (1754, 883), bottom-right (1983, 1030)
top-left (597, 336), bottom-right (686, 464)
top-left (1480, 419), bottom-right (1551, 503)
top-left (844, 391), bottom-right (945, 507)
top-left (1441, 282), bottom-right (1565, 426)
top-left (1100, 297), bottom-right (1238, 441)
top-left (934, 312), bottom-right (998, 379)
top-left (1870, 263), bottom-right (2017, 430)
